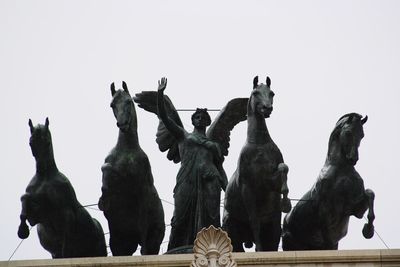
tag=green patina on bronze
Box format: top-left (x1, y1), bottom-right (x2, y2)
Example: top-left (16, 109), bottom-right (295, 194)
top-left (18, 118), bottom-right (107, 258)
top-left (282, 113), bottom-right (375, 250)
top-left (98, 82), bottom-right (165, 256)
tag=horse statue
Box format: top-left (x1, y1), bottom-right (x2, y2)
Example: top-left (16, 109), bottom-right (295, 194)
top-left (282, 113), bottom-right (375, 250)
top-left (98, 81), bottom-right (165, 255)
top-left (222, 76), bottom-right (291, 252)
top-left (17, 118), bottom-right (107, 258)
top-left (133, 77), bottom-right (248, 252)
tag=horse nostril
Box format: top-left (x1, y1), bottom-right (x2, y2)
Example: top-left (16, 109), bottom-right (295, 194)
top-left (264, 106), bottom-right (273, 113)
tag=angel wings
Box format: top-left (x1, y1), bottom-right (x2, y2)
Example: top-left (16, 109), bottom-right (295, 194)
top-left (133, 87), bottom-right (248, 165)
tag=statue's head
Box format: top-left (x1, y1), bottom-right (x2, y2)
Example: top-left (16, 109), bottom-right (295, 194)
top-left (329, 113), bottom-right (368, 165)
top-left (191, 108), bottom-right (211, 128)
top-left (250, 76), bottom-right (275, 118)
top-left (28, 118), bottom-right (52, 159)
top-left (110, 81), bottom-right (135, 132)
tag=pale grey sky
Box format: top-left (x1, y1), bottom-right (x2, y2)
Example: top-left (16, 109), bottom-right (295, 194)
top-left (1, 0), bottom-right (399, 260)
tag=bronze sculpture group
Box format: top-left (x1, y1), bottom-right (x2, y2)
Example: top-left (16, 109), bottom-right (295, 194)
top-left (134, 77), bottom-right (248, 251)
top-left (282, 113), bottom-right (375, 250)
top-left (18, 118), bottom-right (107, 258)
top-left (98, 82), bottom-right (165, 255)
top-left (222, 76), bottom-right (291, 252)
top-left (17, 75), bottom-right (376, 258)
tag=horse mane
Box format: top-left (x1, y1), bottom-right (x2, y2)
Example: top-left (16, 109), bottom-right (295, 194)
top-left (327, 112), bottom-right (363, 159)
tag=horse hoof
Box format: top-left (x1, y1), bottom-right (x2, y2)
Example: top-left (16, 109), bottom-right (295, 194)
top-left (18, 223), bottom-right (30, 239)
top-left (281, 198), bottom-right (292, 213)
top-left (362, 223), bottom-right (374, 239)
top-left (244, 241), bottom-right (253, 248)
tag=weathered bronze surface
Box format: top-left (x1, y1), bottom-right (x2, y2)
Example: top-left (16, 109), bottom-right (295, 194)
top-left (134, 78), bottom-right (247, 252)
top-left (17, 118), bottom-right (107, 258)
top-left (282, 113), bottom-right (375, 250)
top-left (98, 82), bottom-right (165, 255)
top-left (222, 76), bottom-right (291, 252)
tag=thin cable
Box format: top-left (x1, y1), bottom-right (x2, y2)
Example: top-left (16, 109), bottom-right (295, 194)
top-left (363, 216), bottom-right (389, 249)
top-left (177, 109), bottom-right (221, 112)
top-left (160, 198), bottom-right (174, 206)
top-left (8, 226), bottom-right (33, 261)
top-left (81, 203), bottom-right (98, 208)
top-left (374, 231), bottom-right (390, 249)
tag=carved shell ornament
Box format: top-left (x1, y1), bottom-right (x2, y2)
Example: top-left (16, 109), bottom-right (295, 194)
top-left (191, 225), bottom-right (237, 267)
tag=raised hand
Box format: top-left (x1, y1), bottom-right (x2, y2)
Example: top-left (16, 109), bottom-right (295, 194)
top-left (158, 77), bottom-right (167, 92)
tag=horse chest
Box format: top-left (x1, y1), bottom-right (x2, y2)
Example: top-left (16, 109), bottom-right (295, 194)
top-left (340, 177), bottom-right (365, 204)
top-left (242, 144), bottom-right (281, 175)
top-left (107, 150), bottom-right (142, 174)
top-left (103, 149), bottom-right (150, 195)
top-left (26, 178), bottom-right (53, 202)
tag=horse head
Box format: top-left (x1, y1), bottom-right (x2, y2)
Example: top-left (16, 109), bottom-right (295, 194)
top-left (28, 118), bottom-right (53, 159)
top-left (249, 76), bottom-right (275, 118)
top-left (110, 81), bottom-right (137, 132)
top-left (328, 113), bottom-right (368, 165)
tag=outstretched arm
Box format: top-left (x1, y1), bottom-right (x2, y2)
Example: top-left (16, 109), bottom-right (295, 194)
top-left (157, 77), bottom-right (185, 140)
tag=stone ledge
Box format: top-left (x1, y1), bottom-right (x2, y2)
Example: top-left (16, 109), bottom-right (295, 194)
top-left (2, 249), bottom-right (400, 267)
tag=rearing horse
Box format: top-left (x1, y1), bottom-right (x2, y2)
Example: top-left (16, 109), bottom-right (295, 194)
top-left (17, 118), bottom-right (107, 258)
top-left (282, 113), bottom-right (375, 250)
top-left (98, 82), bottom-right (165, 255)
top-left (223, 76), bottom-right (291, 252)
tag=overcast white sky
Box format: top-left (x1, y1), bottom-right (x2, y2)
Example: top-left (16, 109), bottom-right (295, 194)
top-left (1, 0), bottom-right (400, 261)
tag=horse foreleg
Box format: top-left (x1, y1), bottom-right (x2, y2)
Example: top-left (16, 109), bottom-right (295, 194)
top-left (17, 215), bottom-right (30, 239)
top-left (278, 163), bottom-right (291, 213)
top-left (362, 189), bottom-right (375, 239)
top-left (18, 194), bottom-right (31, 239)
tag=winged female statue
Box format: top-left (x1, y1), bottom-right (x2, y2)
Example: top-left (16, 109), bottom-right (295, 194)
top-left (133, 77), bottom-right (247, 251)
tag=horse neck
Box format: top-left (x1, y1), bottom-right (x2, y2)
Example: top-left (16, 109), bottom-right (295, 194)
top-left (246, 105), bottom-right (271, 144)
top-left (326, 138), bottom-right (353, 168)
top-left (116, 108), bottom-right (139, 150)
top-left (35, 145), bottom-right (58, 176)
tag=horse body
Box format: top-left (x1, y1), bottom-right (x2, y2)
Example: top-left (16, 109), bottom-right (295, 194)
top-left (18, 118), bottom-right (107, 258)
top-left (282, 113), bottom-right (375, 250)
top-left (99, 82), bottom-right (165, 256)
top-left (223, 76), bottom-right (290, 252)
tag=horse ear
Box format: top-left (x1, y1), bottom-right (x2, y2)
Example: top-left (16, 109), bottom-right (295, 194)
top-left (122, 81), bottom-right (129, 93)
top-left (361, 115), bottom-right (368, 125)
top-left (253, 76), bottom-right (259, 89)
top-left (111, 82), bottom-right (116, 96)
top-left (28, 119), bottom-right (34, 133)
top-left (266, 76), bottom-right (271, 87)
top-left (45, 117), bottom-right (49, 129)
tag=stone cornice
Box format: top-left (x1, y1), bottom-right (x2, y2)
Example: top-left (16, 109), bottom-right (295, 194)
top-left (3, 249), bottom-right (400, 267)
